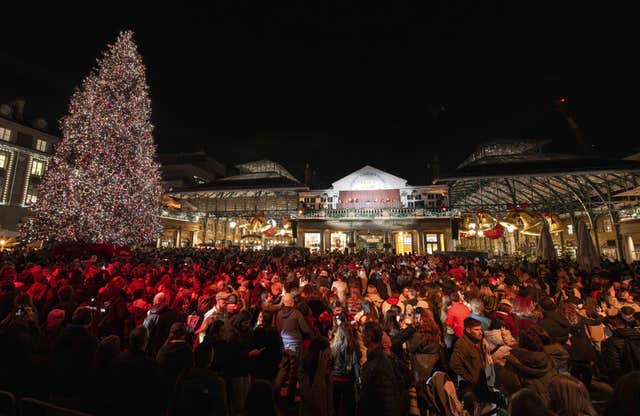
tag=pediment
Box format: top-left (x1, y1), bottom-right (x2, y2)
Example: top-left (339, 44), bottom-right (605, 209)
top-left (331, 165), bottom-right (408, 191)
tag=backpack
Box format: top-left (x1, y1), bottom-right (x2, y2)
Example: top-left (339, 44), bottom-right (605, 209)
top-left (622, 334), bottom-right (640, 372)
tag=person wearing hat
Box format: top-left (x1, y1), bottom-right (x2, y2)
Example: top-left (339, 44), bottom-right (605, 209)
top-left (203, 291), bottom-right (230, 320)
top-left (490, 298), bottom-right (518, 338)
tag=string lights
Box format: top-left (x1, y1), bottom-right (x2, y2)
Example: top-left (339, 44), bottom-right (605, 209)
top-left (29, 31), bottom-right (163, 246)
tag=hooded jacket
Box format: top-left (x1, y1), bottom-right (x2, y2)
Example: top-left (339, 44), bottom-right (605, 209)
top-left (505, 348), bottom-right (556, 404)
top-left (275, 306), bottom-right (313, 351)
top-left (538, 310), bottom-right (571, 344)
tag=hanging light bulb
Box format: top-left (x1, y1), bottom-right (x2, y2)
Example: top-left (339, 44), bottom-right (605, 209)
top-left (477, 230), bottom-right (485, 237)
top-left (469, 222), bottom-right (477, 230)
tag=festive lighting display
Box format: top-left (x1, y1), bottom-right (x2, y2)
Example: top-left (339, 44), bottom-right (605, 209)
top-left (29, 31), bottom-right (163, 246)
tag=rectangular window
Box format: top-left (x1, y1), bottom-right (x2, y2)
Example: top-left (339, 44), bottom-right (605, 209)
top-left (31, 160), bottom-right (45, 177)
top-left (0, 152), bottom-right (7, 169)
top-left (25, 182), bottom-right (38, 205)
top-left (304, 233), bottom-right (321, 252)
top-left (0, 127), bottom-right (11, 141)
top-left (35, 139), bottom-right (47, 152)
top-left (567, 224), bottom-right (574, 235)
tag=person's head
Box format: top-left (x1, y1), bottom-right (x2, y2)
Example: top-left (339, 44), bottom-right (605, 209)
top-left (464, 317), bottom-right (483, 342)
top-left (58, 285), bottom-right (74, 302)
top-left (46, 309), bottom-right (66, 330)
top-left (96, 335), bottom-right (121, 369)
top-left (257, 310), bottom-right (273, 328)
top-left (548, 375), bottom-right (598, 416)
top-left (153, 292), bottom-right (167, 308)
top-left (605, 371), bottom-right (640, 416)
top-left (469, 298), bottom-right (485, 315)
top-left (508, 388), bottom-right (555, 416)
top-left (282, 292), bottom-right (295, 308)
top-left (331, 319), bottom-right (355, 353)
top-left (71, 306), bottom-right (93, 326)
top-left (450, 291), bottom-right (461, 303)
top-left (620, 290), bottom-right (634, 303)
top-left (129, 325), bottom-right (149, 352)
top-left (194, 342), bottom-right (214, 369)
top-left (167, 322), bottom-right (187, 342)
top-left (604, 314), bottom-right (626, 331)
top-left (527, 324), bottom-right (553, 346)
top-left (362, 321), bottom-right (383, 349)
top-left (519, 328), bottom-right (544, 352)
top-left (540, 297), bottom-right (556, 312)
top-left (383, 309), bottom-right (400, 331)
top-left (497, 299), bottom-right (513, 314)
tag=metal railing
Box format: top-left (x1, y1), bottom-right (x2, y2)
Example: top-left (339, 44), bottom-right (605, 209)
top-left (299, 207), bottom-right (460, 219)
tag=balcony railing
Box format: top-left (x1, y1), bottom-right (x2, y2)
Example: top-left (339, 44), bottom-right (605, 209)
top-left (160, 209), bottom-right (200, 222)
top-left (299, 207), bottom-right (460, 219)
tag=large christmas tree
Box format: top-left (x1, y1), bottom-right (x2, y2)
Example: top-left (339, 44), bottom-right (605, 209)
top-left (30, 31), bottom-right (163, 246)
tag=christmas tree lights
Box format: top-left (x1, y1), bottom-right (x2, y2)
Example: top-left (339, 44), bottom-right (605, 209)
top-left (29, 31), bottom-right (163, 246)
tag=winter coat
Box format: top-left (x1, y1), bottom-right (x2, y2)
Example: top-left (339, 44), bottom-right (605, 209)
top-left (566, 316), bottom-right (599, 363)
top-left (504, 348), bottom-right (556, 404)
top-left (301, 360), bottom-right (334, 416)
top-left (357, 346), bottom-right (402, 416)
top-left (602, 327), bottom-right (640, 386)
top-left (445, 302), bottom-right (470, 338)
top-left (251, 325), bottom-right (284, 381)
top-left (332, 344), bottom-right (358, 379)
top-left (449, 333), bottom-right (488, 386)
top-left (144, 305), bottom-right (181, 357)
top-left (275, 306), bottom-right (313, 351)
top-left (538, 310), bottom-right (571, 344)
top-left (156, 340), bottom-right (194, 392)
top-left (408, 332), bottom-right (442, 382)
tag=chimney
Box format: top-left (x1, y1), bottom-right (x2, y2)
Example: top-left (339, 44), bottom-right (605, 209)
top-left (9, 97), bottom-right (25, 121)
top-left (31, 117), bottom-right (48, 130)
top-left (304, 163), bottom-right (312, 188)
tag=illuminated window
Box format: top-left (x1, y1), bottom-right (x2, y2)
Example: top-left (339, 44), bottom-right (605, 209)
top-left (35, 139), bottom-right (47, 152)
top-left (0, 127), bottom-right (11, 141)
top-left (602, 219), bottom-right (612, 233)
top-left (0, 152), bottom-right (7, 169)
top-left (567, 224), bottom-right (574, 235)
top-left (31, 160), bottom-right (45, 177)
top-left (25, 183), bottom-right (38, 205)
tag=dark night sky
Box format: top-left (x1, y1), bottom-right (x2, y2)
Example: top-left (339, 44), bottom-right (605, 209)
top-left (2, 3), bottom-right (639, 186)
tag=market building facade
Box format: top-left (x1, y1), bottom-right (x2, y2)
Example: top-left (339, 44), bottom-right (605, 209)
top-left (164, 163), bottom-right (458, 254)
top-left (296, 166), bottom-right (456, 254)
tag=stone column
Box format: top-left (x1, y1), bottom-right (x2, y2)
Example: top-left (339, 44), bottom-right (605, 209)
top-left (175, 227), bottom-right (181, 248)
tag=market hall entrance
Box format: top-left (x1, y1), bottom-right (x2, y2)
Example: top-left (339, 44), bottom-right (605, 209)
top-left (357, 231), bottom-right (385, 251)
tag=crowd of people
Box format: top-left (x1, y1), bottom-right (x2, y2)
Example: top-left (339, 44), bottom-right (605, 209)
top-left (1, 245), bottom-right (640, 416)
